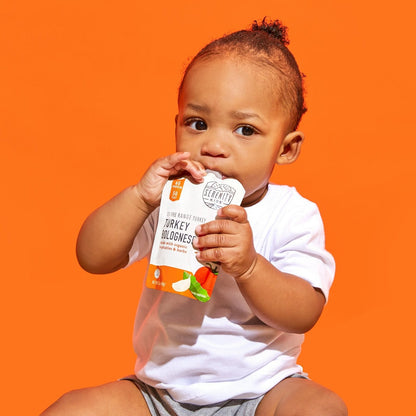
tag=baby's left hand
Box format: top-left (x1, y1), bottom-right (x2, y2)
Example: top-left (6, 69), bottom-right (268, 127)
top-left (193, 205), bottom-right (257, 280)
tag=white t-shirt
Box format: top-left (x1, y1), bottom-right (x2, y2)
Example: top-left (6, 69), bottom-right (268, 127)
top-left (127, 184), bottom-right (335, 405)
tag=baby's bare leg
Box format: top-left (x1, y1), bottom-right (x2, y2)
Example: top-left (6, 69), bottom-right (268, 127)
top-left (255, 377), bottom-right (347, 416)
top-left (40, 380), bottom-right (151, 416)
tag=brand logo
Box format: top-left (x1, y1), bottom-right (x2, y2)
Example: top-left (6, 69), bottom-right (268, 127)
top-left (202, 181), bottom-right (236, 209)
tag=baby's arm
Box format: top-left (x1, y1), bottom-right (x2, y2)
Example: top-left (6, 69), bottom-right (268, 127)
top-left (194, 204), bottom-right (325, 333)
top-left (76, 152), bottom-right (205, 274)
top-left (236, 255), bottom-right (325, 333)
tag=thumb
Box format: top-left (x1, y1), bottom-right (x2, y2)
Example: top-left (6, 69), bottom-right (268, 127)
top-left (217, 205), bottom-right (248, 224)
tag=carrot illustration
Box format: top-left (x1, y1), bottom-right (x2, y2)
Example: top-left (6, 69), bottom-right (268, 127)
top-left (194, 265), bottom-right (218, 296)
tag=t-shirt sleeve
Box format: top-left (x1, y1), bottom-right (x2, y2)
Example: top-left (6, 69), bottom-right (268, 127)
top-left (271, 200), bottom-right (335, 301)
top-left (125, 209), bottom-right (157, 267)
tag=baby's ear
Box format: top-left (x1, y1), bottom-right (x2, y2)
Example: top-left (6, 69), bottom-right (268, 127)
top-left (276, 131), bottom-right (304, 165)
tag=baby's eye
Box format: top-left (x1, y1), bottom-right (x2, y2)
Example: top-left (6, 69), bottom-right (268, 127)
top-left (235, 125), bottom-right (257, 136)
top-left (186, 119), bottom-right (207, 131)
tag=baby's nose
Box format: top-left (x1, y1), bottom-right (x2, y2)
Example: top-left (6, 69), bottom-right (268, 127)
top-left (201, 135), bottom-right (228, 158)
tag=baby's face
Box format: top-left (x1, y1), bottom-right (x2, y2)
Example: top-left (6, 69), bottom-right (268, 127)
top-left (176, 56), bottom-right (292, 206)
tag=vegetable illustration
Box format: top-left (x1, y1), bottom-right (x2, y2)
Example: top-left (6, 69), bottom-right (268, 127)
top-left (194, 265), bottom-right (218, 296)
top-left (174, 264), bottom-right (219, 302)
top-left (172, 275), bottom-right (191, 292)
top-left (189, 273), bottom-right (210, 302)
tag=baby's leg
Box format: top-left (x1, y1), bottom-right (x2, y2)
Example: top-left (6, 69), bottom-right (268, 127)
top-left (255, 377), bottom-right (347, 416)
top-left (40, 380), bottom-right (151, 416)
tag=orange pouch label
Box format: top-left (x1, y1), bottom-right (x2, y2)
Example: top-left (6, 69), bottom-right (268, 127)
top-left (169, 178), bottom-right (185, 201)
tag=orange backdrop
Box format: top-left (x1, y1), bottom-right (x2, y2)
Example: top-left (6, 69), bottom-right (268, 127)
top-left (1, 1), bottom-right (415, 414)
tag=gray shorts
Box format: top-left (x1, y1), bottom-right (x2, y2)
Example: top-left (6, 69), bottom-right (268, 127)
top-left (121, 373), bottom-right (309, 416)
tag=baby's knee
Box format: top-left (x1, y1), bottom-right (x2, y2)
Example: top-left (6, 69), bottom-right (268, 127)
top-left (310, 389), bottom-right (348, 416)
top-left (262, 380), bottom-right (348, 416)
top-left (40, 387), bottom-right (103, 416)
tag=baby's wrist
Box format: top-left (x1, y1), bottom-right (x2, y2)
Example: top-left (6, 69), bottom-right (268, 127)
top-left (130, 184), bottom-right (156, 216)
top-left (234, 254), bottom-right (259, 283)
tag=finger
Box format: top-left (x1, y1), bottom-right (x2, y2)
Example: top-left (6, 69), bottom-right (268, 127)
top-left (216, 205), bottom-right (248, 224)
top-left (151, 152), bottom-right (189, 177)
top-left (179, 159), bottom-right (206, 182)
top-left (156, 153), bottom-right (206, 181)
top-left (193, 232), bottom-right (236, 250)
top-left (196, 246), bottom-right (228, 264)
top-left (163, 152), bottom-right (191, 172)
top-left (195, 218), bottom-right (239, 237)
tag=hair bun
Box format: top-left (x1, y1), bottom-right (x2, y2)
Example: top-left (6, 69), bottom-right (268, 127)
top-left (251, 18), bottom-right (289, 46)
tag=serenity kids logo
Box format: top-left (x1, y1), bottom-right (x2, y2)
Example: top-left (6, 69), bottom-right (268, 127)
top-left (202, 181), bottom-right (236, 209)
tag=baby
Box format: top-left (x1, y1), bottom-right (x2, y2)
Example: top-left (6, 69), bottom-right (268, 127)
top-left (41, 18), bottom-right (347, 416)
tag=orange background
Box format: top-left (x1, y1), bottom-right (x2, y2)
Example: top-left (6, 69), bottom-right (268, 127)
top-left (1, 1), bottom-right (415, 414)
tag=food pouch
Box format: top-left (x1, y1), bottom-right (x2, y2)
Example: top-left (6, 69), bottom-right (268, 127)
top-left (146, 171), bottom-right (245, 302)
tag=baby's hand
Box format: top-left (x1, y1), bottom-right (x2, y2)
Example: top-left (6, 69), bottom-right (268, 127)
top-left (135, 152), bottom-right (205, 210)
top-left (193, 205), bottom-right (257, 280)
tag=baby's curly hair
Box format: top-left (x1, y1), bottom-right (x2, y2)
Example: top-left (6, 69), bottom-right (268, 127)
top-left (179, 18), bottom-right (307, 131)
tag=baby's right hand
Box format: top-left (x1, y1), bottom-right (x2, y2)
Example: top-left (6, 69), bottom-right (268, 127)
top-left (134, 152), bottom-right (205, 210)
